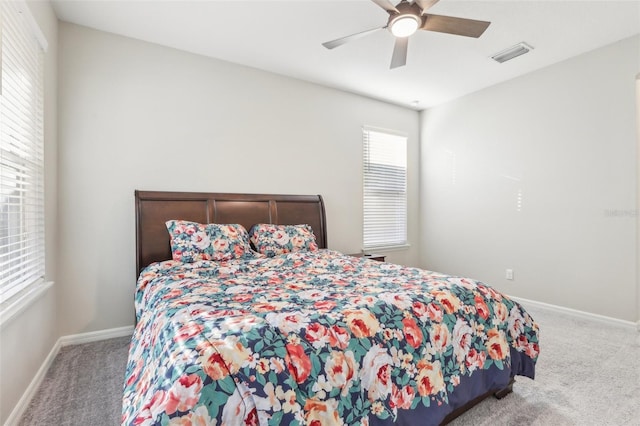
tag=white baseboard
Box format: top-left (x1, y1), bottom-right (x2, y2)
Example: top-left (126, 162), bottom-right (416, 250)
top-left (510, 295), bottom-right (639, 331)
top-left (5, 325), bottom-right (133, 425)
top-left (4, 339), bottom-right (61, 426)
top-left (58, 325), bottom-right (134, 347)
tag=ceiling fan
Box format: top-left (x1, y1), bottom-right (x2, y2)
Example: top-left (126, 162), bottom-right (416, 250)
top-left (322, 0), bottom-right (491, 69)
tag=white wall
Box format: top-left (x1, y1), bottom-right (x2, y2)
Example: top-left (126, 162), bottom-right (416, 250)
top-left (420, 35), bottom-right (639, 322)
top-left (57, 23), bottom-right (420, 335)
top-left (636, 74), bottom-right (640, 326)
top-left (0, 1), bottom-right (58, 423)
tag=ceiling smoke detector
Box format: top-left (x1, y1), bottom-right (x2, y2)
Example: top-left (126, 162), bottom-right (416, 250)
top-left (491, 42), bottom-right (534, 63)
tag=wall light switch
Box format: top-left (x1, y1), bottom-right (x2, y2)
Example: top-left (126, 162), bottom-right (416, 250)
top-left (506, 269), bottom-right (514, 280)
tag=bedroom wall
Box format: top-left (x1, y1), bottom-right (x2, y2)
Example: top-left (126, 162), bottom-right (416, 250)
top-left (0, 1), bottom-right (58, 424)
top-left (637, 74), bottom-right (640, 327)
top-left (57, 22), bottom-right (420, 335)
top-left (420, 35), bottom-right (640, 323)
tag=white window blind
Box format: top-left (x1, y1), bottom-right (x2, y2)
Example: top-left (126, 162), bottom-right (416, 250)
top-left (363, 127), bottom-right (407, 250)
top-left (0, 1), bottom-right (45, 303)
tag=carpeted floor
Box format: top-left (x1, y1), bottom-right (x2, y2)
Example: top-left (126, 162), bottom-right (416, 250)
top-left (16, 305), bottom-right (640, 426)
top-left (17, 336), bottom-right (130, 426)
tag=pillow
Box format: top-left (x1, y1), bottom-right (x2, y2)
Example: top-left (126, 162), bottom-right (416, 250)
top-left (249, 223), bottom-right (319, 257)
top-left (166, 220), bottom-right (254, 263)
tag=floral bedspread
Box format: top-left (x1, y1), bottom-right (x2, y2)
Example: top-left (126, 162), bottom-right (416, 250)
top-left (122, 250), bottom-right (539, 426)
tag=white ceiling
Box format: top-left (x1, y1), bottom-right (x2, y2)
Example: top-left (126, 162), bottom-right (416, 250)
top-left (52, 0), bottom-right (640, 109)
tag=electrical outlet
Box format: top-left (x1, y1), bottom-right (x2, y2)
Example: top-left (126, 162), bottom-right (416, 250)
top-left (505, 269), bottom-right (514, 280)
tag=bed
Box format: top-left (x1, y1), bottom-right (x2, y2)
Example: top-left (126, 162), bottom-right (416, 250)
top-left (122, 190), bottom-right (539, 426)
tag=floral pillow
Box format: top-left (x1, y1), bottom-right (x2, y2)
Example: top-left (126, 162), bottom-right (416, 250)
top-left (166, 220), bottom-right (254, 263)
top-left (249, 223), bottom-right (319, 257)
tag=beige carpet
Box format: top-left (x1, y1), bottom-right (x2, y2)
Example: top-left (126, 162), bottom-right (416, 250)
top-left (17, 305), bottom-right (640, 425)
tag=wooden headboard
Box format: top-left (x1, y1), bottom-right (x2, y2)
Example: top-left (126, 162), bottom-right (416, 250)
top-left (135, 190), bottom-right (327, 274)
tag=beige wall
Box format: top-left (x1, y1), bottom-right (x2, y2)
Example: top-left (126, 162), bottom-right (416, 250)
top-left (57, 22), bottom-right (421, 335)
top-left (420, 35), bottom-right (640, 322)
top-left (0, 1), bottom-right (58, 424)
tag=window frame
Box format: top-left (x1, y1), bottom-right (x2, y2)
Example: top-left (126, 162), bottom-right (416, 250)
top-left (362, 126), bottom-right (409, 252)
top-left (0, 0), bottom-right (47, 307)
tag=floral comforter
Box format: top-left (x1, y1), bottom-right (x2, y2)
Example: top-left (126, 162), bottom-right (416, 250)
top-left (122, 250), bottom-right (539, 426)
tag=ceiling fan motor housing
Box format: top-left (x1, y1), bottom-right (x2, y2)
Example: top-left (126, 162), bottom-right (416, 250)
top-left (387, 1), bottom-right (423, 36)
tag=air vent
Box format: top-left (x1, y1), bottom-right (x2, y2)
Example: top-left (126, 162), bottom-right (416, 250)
top-left (491, 42), bottom-right (534, 63)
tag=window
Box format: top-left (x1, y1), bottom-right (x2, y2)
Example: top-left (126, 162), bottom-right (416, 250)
top-left (0, 1), bottom-right (46, 303)
top-left (363, 127), bottom-right (407, 250)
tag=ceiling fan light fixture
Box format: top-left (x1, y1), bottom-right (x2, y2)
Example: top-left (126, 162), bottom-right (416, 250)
top-left (389, 14), bottom-right (421, 37)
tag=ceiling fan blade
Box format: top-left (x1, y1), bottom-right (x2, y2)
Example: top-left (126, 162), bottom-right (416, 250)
top-left (322, 26), bottom-right (384, 49)
top-left (390, 37), bottom-right (409, 69)
top-left (421, 14), bottom-right (490, 38)
top-left (371, 0), bottom-right (399, 13)
top-left (414, 0), bottom-right (439, 13)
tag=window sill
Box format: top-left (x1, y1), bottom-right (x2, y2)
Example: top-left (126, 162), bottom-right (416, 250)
top-left (0, 280), bottom-right (54, 329)
top-left (362, 243), bottom-right (411, 253)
